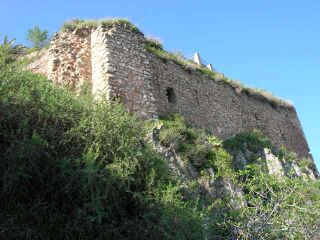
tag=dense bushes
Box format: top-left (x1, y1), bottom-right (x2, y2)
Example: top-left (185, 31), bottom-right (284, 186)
top-left (157, 115), bottom-right (234, 175)
top-left (223, 131), bottom-right (272, 153)
top-left (157, 115), bottom-right (320, 239)
top-left (0, 62), bottom-right (206, 239)
top-left (205, 165), bottom-right (320, 239)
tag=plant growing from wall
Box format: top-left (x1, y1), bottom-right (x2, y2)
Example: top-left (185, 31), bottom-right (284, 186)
top-left (145, 36), bottom-right (163, 50)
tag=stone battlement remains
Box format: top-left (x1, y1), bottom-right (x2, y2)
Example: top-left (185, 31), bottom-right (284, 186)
top-left (27, 21), bottom-right (312, 160)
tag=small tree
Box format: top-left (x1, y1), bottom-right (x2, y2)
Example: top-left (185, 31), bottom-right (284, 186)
top-left (26, 25), bottom-right (49, 49)
top-left (0, 35), bottom-right (23, 64)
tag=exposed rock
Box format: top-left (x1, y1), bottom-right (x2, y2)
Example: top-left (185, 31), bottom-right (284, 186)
top-left (233, 147), bottom-right (317, 179)
top-left (148, 125), bottom-right (245, 204)
top-left (263, 148), bottom-right (285, 177)
top-left (147, 123), bottom-right (317, 207)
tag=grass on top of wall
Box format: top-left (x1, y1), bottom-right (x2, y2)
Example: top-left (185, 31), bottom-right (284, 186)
top-left (61, 17), bottom-right (292, 109)
top-left (145, 44), bottom-right (293, 109)
top-left (61, 18), bottom-right (143, 35)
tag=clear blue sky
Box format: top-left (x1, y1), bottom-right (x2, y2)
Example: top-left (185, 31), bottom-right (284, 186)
top-left (1, 0), bottom-right (319, 168)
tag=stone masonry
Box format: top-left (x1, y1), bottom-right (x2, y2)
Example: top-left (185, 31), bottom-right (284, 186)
top-left (27, 23), bottom-right (313, 161)
top-left (28, 28), bottom-right (92, 93)
top-left (91, 25), bottom-right (158, 119)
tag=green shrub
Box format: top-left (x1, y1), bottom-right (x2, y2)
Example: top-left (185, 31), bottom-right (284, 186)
top-left (224, 130), bottom-right (272, 154)
top-left (206, 165), bottom-right (320, 239)
top-left (180, 143), bottom-right (211, 167)
top-left (278, 146), bottom-right (296, 163)
top-left (155, 115), bottom-right (320, 239)
top-left (299, 157), bottom-right (317, 173)
top-left (0, 35), bottom-right (24, 64)
top-left (233, 167), bottom-right (320, 239)
top-left (159, 114), bottom-right (193, 146)
top-left (157, 115), bottom-right (235, 178)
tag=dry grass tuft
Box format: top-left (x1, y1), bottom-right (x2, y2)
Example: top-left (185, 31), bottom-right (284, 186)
top-left (61, 18), bottom-right (143, 34)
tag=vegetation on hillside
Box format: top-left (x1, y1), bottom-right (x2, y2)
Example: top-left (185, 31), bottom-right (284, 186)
top-left (1, 35), bottom-right (319, 240)
top-left (0, 35), bottom-right (24, 63)
top-left (156, 115), bottom-right (320, 239)
top-left (26, 25), bottom-right (50, 49)
top-left (0, 57), bottom-right (207, 239)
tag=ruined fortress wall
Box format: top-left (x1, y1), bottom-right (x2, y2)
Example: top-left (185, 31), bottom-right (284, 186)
top-left (27, 29), bottom-right (92, 93)
top-left (148, 55), bottom-right (310, 158)
top-left (97, 25), bottom-right (310, 158)
top-left (26, 25), bottom-right (311, 159)
top-left (91, 26), bottom-right (158, 119)
top-left (48, 29), bottom-right (92, 92)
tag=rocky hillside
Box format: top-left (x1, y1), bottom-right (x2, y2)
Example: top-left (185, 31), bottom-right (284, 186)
top-left (147, 114), bottom-right (318, 203)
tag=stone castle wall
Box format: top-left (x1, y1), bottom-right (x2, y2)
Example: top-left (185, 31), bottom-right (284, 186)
top-left (91, 26), bottom-right (158, 119)
top-left (27, 24), bottom-right (312, 160)
top-left (28, 28), bottom-right (92, 93)
top-left (147, 53), bottom-right (310, 159)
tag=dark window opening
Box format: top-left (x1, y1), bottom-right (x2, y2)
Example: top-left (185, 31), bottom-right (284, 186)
top-left (194, 89), bottom-right (200, 106)
top-left (166, 87), bottom-right (176, 104)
